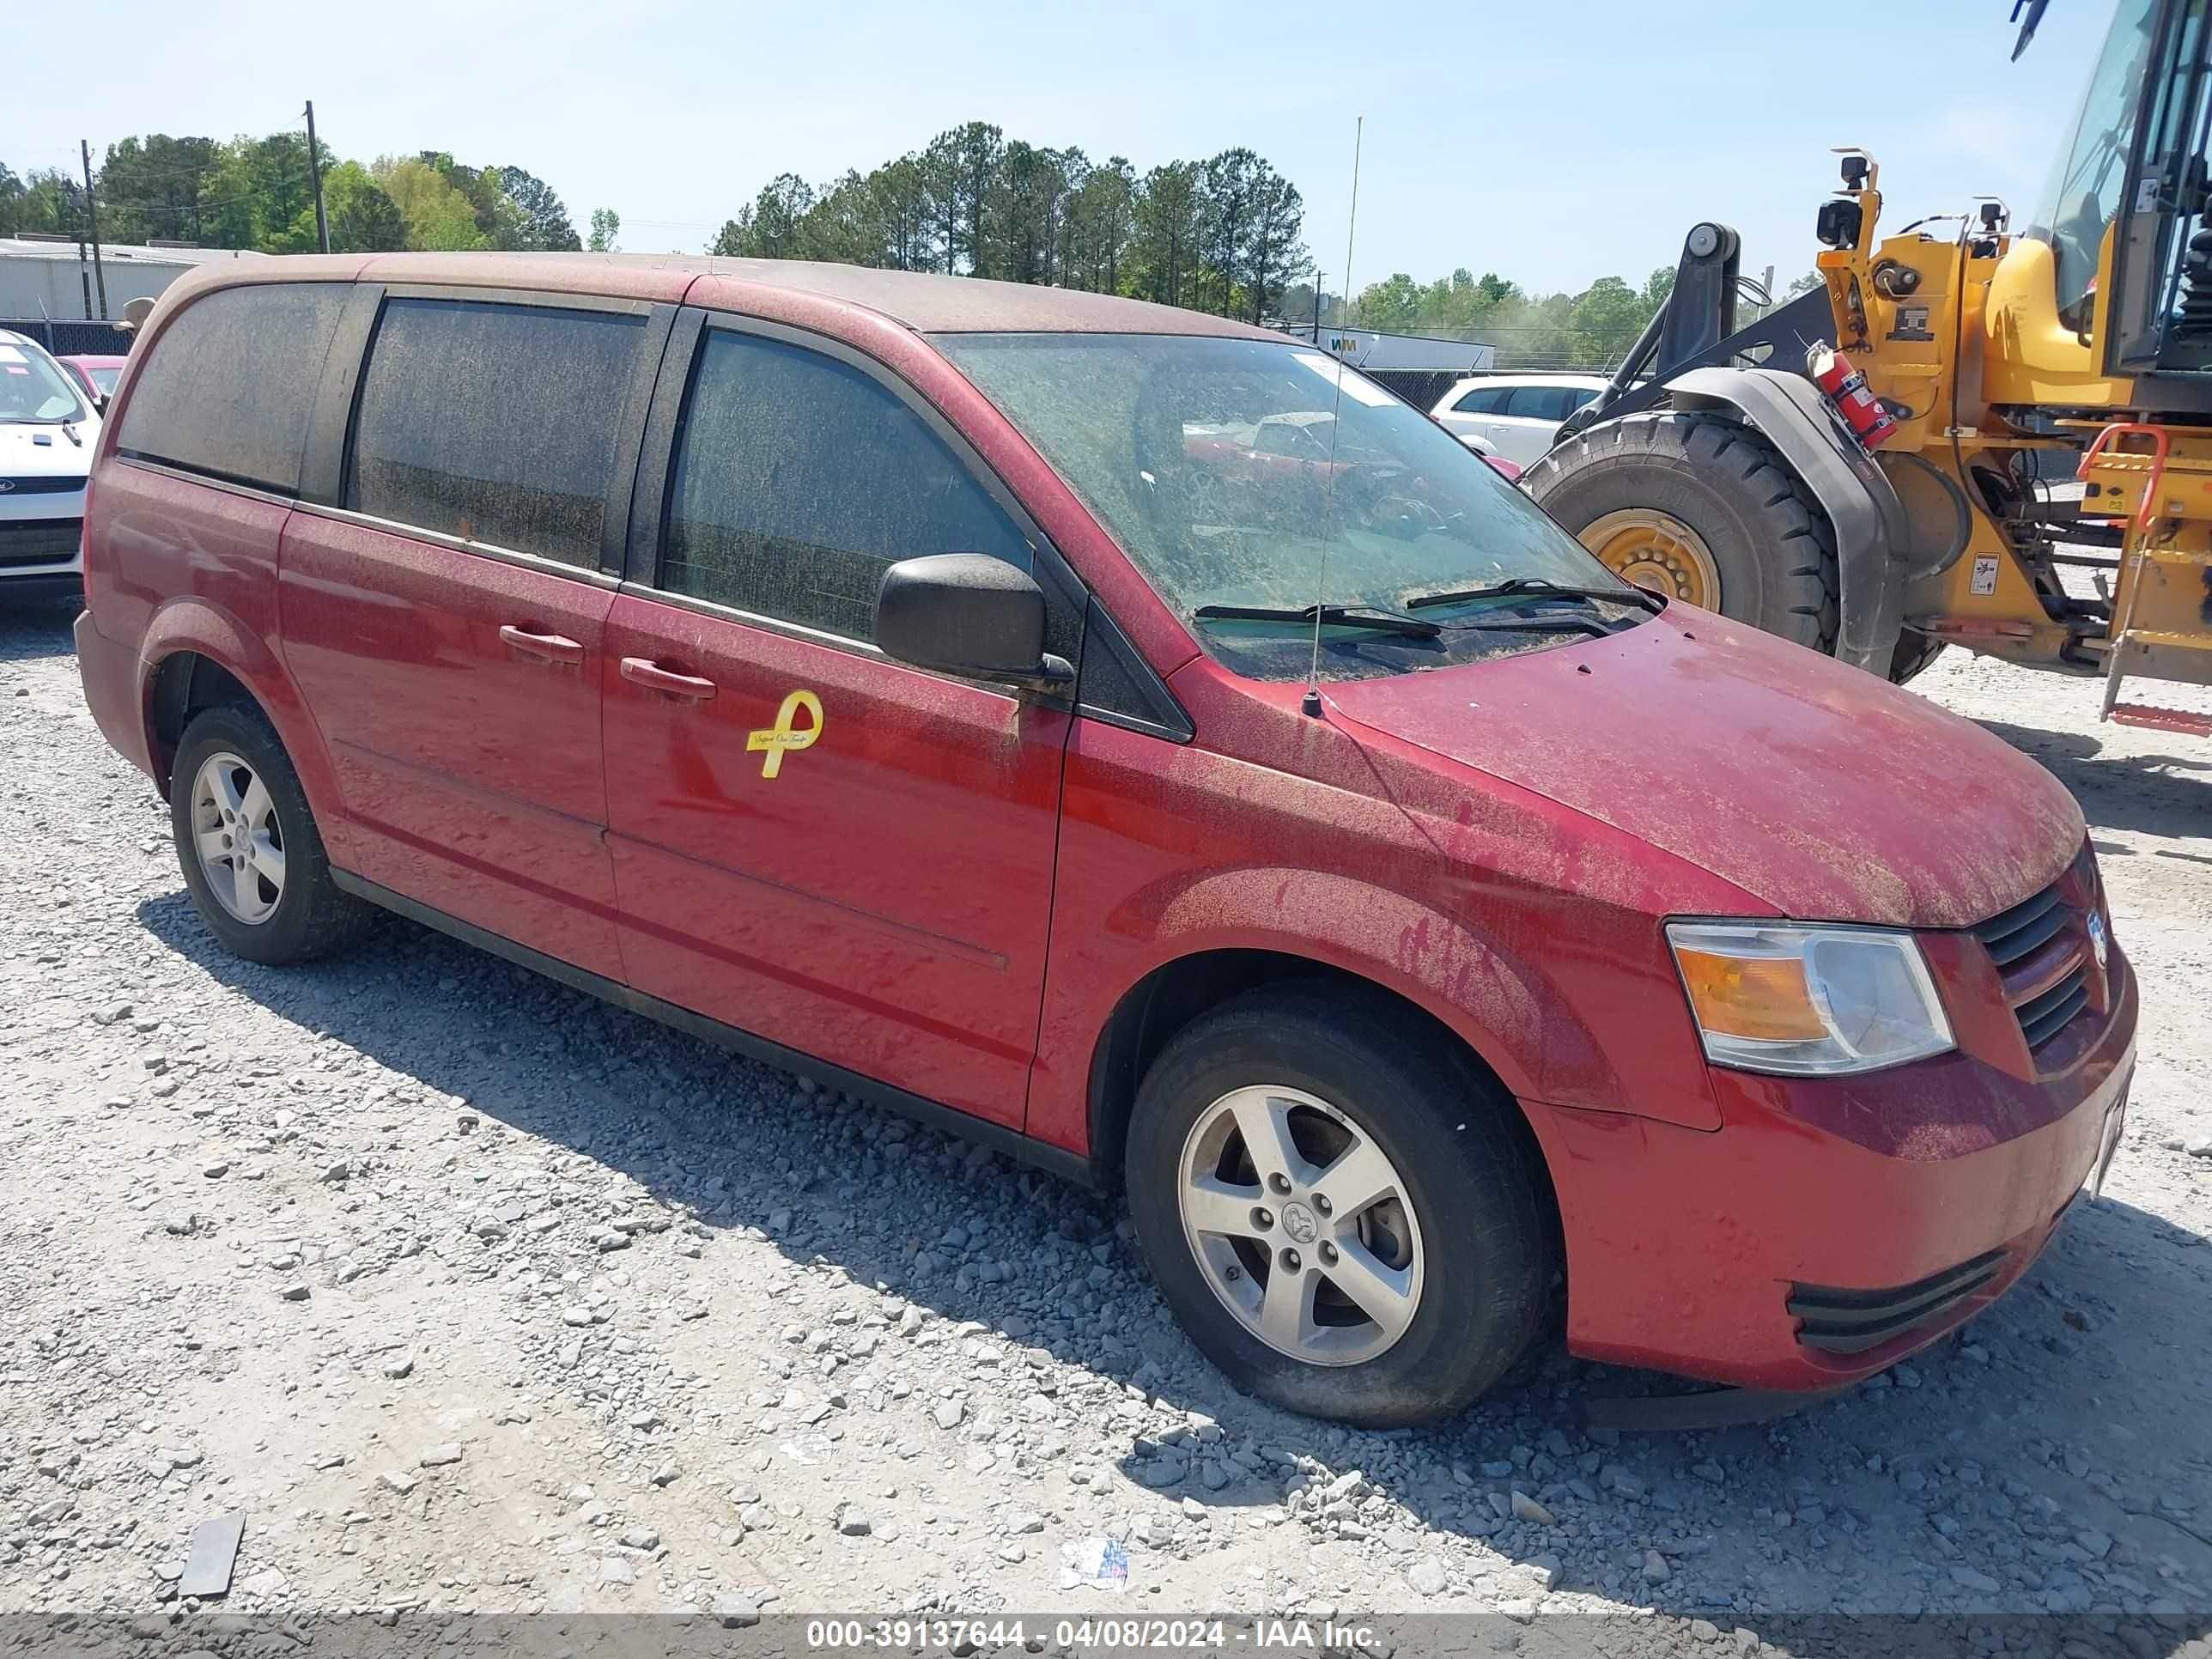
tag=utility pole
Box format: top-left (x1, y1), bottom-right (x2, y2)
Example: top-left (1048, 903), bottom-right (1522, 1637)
top-left (1312, 270), bottom-right (1324, 343)
top-left (67, 182), bottom-right (93, 320)
top-left (80, 141), bottom-right (108, 319)
top-left (303, 101), bottom-right (330, 254)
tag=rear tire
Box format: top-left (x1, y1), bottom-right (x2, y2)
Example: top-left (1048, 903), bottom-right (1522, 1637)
top-left (1887, 629), bottom-right (1947, 685)
top-left (1125, 985), bottom-right (1558, 1428)
top-left (169, 703), bottom-right (371, 966)
top-left (1526, 411), bottom-right (1840, 653)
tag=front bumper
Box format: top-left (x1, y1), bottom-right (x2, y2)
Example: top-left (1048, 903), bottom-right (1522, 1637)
top-left (0, 503), bottom-right (84, 589)
top-left (1528, 950), bottom-right (2136, 1392)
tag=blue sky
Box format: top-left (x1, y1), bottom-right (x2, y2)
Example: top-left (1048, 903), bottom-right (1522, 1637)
top-left (21, 0), bottom-right (2112, 299)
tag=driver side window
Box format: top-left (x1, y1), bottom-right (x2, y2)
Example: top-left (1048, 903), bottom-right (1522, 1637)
top-left (660, 329), bottom-right (1031, 641)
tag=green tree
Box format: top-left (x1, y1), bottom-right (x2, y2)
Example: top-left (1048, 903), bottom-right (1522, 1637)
top-left (322, 161), bottom-right (407, 252)
top-left (587, 208), bottom-right (620, 252)
top-left (495, 166), bottom-right (580, 251)
top-left (988, 141), bottom-right (1067, 283)
top-left (916, 122), bottom-right (1002, 276)
top-left (374, 155), bottom-right (485, 251)
top-left (711, 174), bottom-right (816, 258)
top-left (1243, 163), bottom-right (1305, 324)
top-left (1352, 273), bottom-right (1422, 331)
top-left (0, 165), bottom-right (73, 236)
top-left (96, 135), bottom-right (221, 244)
top-left (1566, 275), bottom-right (1649, 367)
top-left (1129, 161), bottom-right (1200, 307)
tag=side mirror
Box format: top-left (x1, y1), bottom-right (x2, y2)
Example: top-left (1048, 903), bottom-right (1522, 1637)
top-left (875, 553), bottom-right (1074, 691)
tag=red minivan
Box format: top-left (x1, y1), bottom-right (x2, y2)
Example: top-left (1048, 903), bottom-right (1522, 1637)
top-left (74, 256), bottom-right (2136, 1426)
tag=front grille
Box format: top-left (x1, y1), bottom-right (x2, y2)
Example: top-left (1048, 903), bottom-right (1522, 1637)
top-left (1970, 866), bottom-right (2094, 1056)
top-left (0, 476), bottom-right (84, 495)
top-left (0, 517), bottom-right (82, 569)
top-left (1789, 1247), bottom-right (2008, 1354)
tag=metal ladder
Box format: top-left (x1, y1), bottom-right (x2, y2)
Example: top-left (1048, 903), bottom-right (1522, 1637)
top-left (2079, 422), bottom-right (2212, 738)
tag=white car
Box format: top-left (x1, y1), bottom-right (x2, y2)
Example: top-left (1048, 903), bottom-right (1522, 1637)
top-left (1431, 373), bottom-right (1609, 467)
top-left (0, 327), bottom-right (100, 598)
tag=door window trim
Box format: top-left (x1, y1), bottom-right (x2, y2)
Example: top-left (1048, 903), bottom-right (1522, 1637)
top-left (325, 285), bottom-right (676, 580)
top-left (625, 307), bottom-right (1155, 719)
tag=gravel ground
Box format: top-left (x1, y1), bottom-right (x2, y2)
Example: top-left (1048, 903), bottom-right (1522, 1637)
top-left (3, 597), bottom-right (2209, 1656)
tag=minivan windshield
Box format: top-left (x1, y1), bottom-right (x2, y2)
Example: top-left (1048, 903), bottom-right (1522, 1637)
top-left (0, 340), bottom-right (89, 425)
top-left (938, 332), bottom-right (1646, 681)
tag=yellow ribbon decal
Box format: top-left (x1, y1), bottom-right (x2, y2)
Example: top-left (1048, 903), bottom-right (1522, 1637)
top-left (745, 690), bottom-right (823, 780)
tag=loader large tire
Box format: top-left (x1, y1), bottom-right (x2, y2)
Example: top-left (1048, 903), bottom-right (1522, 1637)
top-left (1526, 411), bottom-right (1840, 655)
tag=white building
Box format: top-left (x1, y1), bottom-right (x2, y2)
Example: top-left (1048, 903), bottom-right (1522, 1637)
top-left (0, 235), bottom-right (268, 324)
top-left (1319, 327), bottom-right (1496, 374)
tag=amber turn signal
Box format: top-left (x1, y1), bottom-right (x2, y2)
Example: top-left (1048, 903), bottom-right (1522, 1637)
top-left (1673, 948), bottom-right (1828, 1042)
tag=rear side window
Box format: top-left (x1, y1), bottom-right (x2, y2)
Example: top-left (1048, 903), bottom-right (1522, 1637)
top-left (112, 283), bottom-right (348, 493)
top-left (660, 329), bottom-right (1029, 641)
top-left (1451, 386), bottom-right (1507, 414)
top-left (347, 297), bottom-right (647, 569)
top-left (1504, 386), bottom-right (1581, 421)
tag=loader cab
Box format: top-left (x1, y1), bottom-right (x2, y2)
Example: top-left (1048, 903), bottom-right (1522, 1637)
top-left (2012, 0), bottom-right (2212, 395)
top-left (2098, 0), bottom-right (2212, 381)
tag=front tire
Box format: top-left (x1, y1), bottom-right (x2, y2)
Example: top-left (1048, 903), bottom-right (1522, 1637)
top-left (1125, 986), bottom-right (1558, 1428)
top-left (1526, 411), bottom-right (1840, 653)
top-left (169, 703), bottom-right (370, 966)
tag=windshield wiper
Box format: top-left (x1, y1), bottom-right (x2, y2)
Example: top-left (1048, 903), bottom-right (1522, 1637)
top-left (1193, 603), bottom-right (1443, 640)
top-left (1405, 577), bottom-right (1662, 614)
top-left (1455, 615), bottom-right (1617, 641)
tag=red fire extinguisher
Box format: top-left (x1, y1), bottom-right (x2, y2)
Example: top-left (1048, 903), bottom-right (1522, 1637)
top-left (1807, 341), bottom-right (1899, 450)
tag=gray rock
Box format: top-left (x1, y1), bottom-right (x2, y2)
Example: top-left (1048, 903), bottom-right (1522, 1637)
top-left (379, 1470), bottom-right (419, 1495)
top-left (619, 1527), bottom-right (659, 1551)
top-left (276, 1285), bottom-right (311, 1303)
top-left (1642, 1550), bottom-right (1670, 1584)
top-left (933, 1398), bottom-right (964, 1430)
top-left (1951, 1565), bottom-right (2001, 1594)
top-left (418, 1443), bottom-right (464, 1468)
top-left (1510, 1490), bottom-right (1555, 1526)
top-left (713, 1592), bottom-right (761, 1628)
top-left (838, 1508), bottom-right (872, 1537)
top-left (1407, 1557), bottom-right (1449, 1596)
top-left (380, 1351), bottom-right (414, 1380)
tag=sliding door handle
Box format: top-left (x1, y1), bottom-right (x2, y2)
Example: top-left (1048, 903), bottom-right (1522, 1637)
top-left (499, 624), bottom-right (584, 665)
top-left (620, 656), bottom-right (717, 700)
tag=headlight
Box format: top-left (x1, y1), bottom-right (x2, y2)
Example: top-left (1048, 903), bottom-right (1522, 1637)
top-left (1666, 921), bottom-right (1954, 1076)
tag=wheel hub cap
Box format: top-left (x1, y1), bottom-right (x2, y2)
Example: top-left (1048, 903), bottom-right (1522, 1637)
top-left (1579, 507), bottom-right (1722, 609)
top-left (1176, 1085), bottom-right (1425, 1368)
top-left (189, 750), bottom-right (285, 926)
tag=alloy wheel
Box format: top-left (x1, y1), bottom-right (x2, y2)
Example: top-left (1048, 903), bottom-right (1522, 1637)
top-left (190, 750), bottom-right (285, 925)
top-left (1176, 1085), bottom-right (1425, 1367)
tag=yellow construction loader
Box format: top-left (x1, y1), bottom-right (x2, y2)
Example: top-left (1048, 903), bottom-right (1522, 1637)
top-left (1526, 0), bottom-right (2212, 735)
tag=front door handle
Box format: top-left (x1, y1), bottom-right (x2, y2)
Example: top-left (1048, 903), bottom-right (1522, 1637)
top-left (499, 624), bottom-right (584, 665)
top-left (620, 656), bottom-right (718, 700)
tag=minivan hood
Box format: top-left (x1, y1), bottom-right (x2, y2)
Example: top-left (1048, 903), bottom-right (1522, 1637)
top-left (1326, 609), bottom-right (2084, 928)
top-left (0, 421), bottom-right (94, 477)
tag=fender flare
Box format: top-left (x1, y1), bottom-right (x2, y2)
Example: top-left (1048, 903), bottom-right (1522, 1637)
top-left (1663, 367), bottom-right (1914, 673)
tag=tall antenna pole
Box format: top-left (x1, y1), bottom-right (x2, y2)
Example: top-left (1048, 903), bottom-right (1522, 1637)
top-left (1301, 115), bottom-right (1364, 720)
top-left (81, 141), bottom-right (109, 320)
top-left (304, 102), bottom-right (331, 255)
